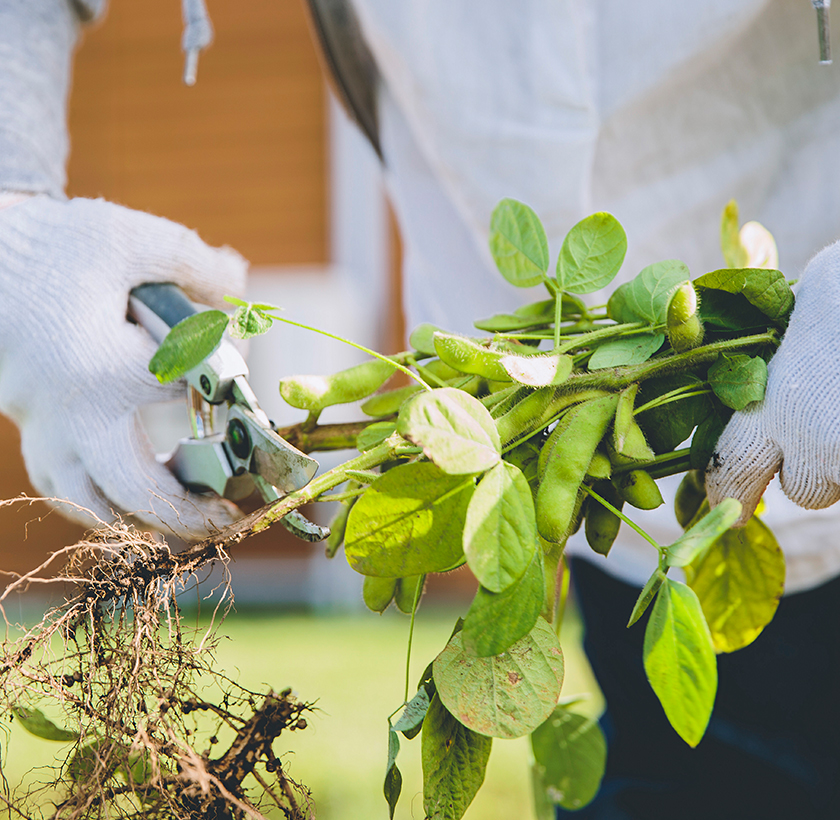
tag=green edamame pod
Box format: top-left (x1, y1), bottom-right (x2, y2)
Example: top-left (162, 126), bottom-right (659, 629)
top-left (585, 480), bottom-right (624, 556)
top-left (433, 331), bottom-right (511, 381)
top-left (614, 469), bottom-right (664, 510)
top-left (613, 384), bottom-right (655, 462)
top-left (586, 450), bottom-right (612, 480)
top-left (419, 358), bottom-right (462, 383)
top-left (536, 394), bottom-right (619, 543)
top-left (497, 387), bottom-right (610, 449)
top-left (325, 483), bottom-right (361, 558)
top-left (279, 358), bottom-right (396, 413)
top-left (395, 575), bottom-right (425, 614)
top-left (674, 469), bottom-right (707, 529)
top-left (363, 576), bottom-right (397, 613)
top-left (361, 384), bottom-right (423, 417)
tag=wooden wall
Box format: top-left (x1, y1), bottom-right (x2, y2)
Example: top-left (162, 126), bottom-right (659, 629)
top-left (0, 0), bottom-right (329, 573)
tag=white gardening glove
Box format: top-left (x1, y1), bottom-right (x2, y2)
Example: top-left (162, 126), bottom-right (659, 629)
top-left (706, 242), bottom-right (840, 524)
top-left (0, 195), bottom-right (247, 538)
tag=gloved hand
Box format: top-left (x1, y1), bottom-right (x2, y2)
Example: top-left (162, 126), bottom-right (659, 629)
top-left (0, 195), bottom-right (247, 538)
top-left (706, 241), bottom-right (840, 524)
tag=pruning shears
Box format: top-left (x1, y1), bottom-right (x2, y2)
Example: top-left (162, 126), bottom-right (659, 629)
top-left (129, 282), bottom-right (327, 541)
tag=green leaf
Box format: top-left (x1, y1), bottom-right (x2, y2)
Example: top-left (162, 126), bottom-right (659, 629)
top-left (636, 374), bottom-right (712, 453)
top-left (279, 358), bottom-right (397, 413)
top-left (228, 303), bottom-right (274, 339)
top-left (474, 299), bottom-right (556, 332)
top-left (697, 288), bottom-right (769, 331)
top-left (489, 198), bottom-right (550, 287)
top-left (462, 548), bottom-right (544, 657)
top-left (708, 354), bottom-right (767, 410)
top-left (686, 515), bottom-right (785, 653)
top-left (385, 729), bottom-right (402, 819)
top-left (68, 741), bottom-right (111, 782)
top-left (588, 332), bottom-right (664, 370)
top-left (434, 618), bottom-right (564, 739)
top-left (627, 569), bottom-right (666, 627)
top-left (463, 461), bottom-right (536, 592)
top-left (410, 323), bottom-right (445, 356)
top-left (398, 388), bottom-right (501, 475)
top-left (531, 706), bottom-right (607, 811)
top-left (345, 462), bottom-right (473, 577)
top-left (356, 421), bottom-right (397, 452)
top-left (695, 268), bottom-right (793, 325)
top-left (643, 578), bottom-right (717, 747)
top-left (613, 384), bottom-right (655, 462)
top-left (607, 260), bottom-right (690, 325)
top-left (148, 309), bottom-right (228, 384)
top-left (556, 212), bottom-right (627, 294)
top-left (384, 762), bottom-right (402, 820)
top-left (422, 694), bottom-right (492, 820)
top-left (393, 686), bottom-right (431, 736)
top-left (666, 498), bottom-right (742, 567)
top-left (361, 384), bottom-right (423, 418)
top-left (12, 706), bottom-right (78, 741)
top-left (720, 200), bottom-right (748, 268)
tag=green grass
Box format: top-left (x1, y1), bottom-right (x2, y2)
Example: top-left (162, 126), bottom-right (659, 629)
top-left (2, 606), bottom-right (602, 820)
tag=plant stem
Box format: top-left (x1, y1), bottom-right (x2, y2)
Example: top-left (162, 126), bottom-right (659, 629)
top-left (555, 321), bottom-right (651, 354)
top-left (270, 315), bottom-right (432, 391)
top-left (273, 420), bottom-right (373, 453)
top-left (404, 578), bottom-right (424, 703)
top-left (612, 447), bottom-right (691, 475)
top-left (556, 331), bottom-right (777, 393)
top-left (183, 433), bottom-right (412, 559)
top-left (541, 539), bottom-right (566, 623)
top-left (634, 387), bottom-right (712, 415)
top-left (554, 555), bottom-right (571, 637)
top-left (584, 485), bottom-right (663, 555)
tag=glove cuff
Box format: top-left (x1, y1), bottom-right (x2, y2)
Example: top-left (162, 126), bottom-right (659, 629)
top-left (0, 0), bottom-right (99, 198)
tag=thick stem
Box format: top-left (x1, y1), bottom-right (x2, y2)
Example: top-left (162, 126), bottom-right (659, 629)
top-left (541, 539), bottom-right (567, 623)
top-left (556, 331), bottom-right (777, 393)
top-left (179, 434), bottom-right (410, 564)
top-left (273, 420), bottom-right (373, 453)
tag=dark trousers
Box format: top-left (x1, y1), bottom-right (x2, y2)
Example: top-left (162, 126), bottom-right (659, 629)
top-left (557, 558), bottom-right (840, 820)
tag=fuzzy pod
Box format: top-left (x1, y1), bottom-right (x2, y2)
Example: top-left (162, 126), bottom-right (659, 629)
top-left (674, 470), bottom-right (707, 529)
top-left (585, 481), bottom-right (624, 556)
top-left (614, 469), bottom-right (664, 510)
top-left (536, 394), bottom-right (619, 542)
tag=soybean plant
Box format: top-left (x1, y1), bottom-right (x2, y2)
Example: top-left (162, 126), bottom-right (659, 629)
top-left (150, 199), bottom-right (790, 817)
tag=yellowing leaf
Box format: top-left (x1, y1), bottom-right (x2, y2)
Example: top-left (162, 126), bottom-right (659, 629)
top-left (434, 618), bottom-right (564, 739)
top-left (686, 515), bottom-right (785, 653)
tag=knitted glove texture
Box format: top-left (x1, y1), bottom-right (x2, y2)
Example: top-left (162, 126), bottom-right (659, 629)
top-left (0, 196), bottom-right (247, 538)
top-left (707, 242), bottom-right (840, 524)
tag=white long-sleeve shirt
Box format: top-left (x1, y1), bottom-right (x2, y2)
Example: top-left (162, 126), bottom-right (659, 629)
top-left (351, 0), bottom-right (840, 593)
